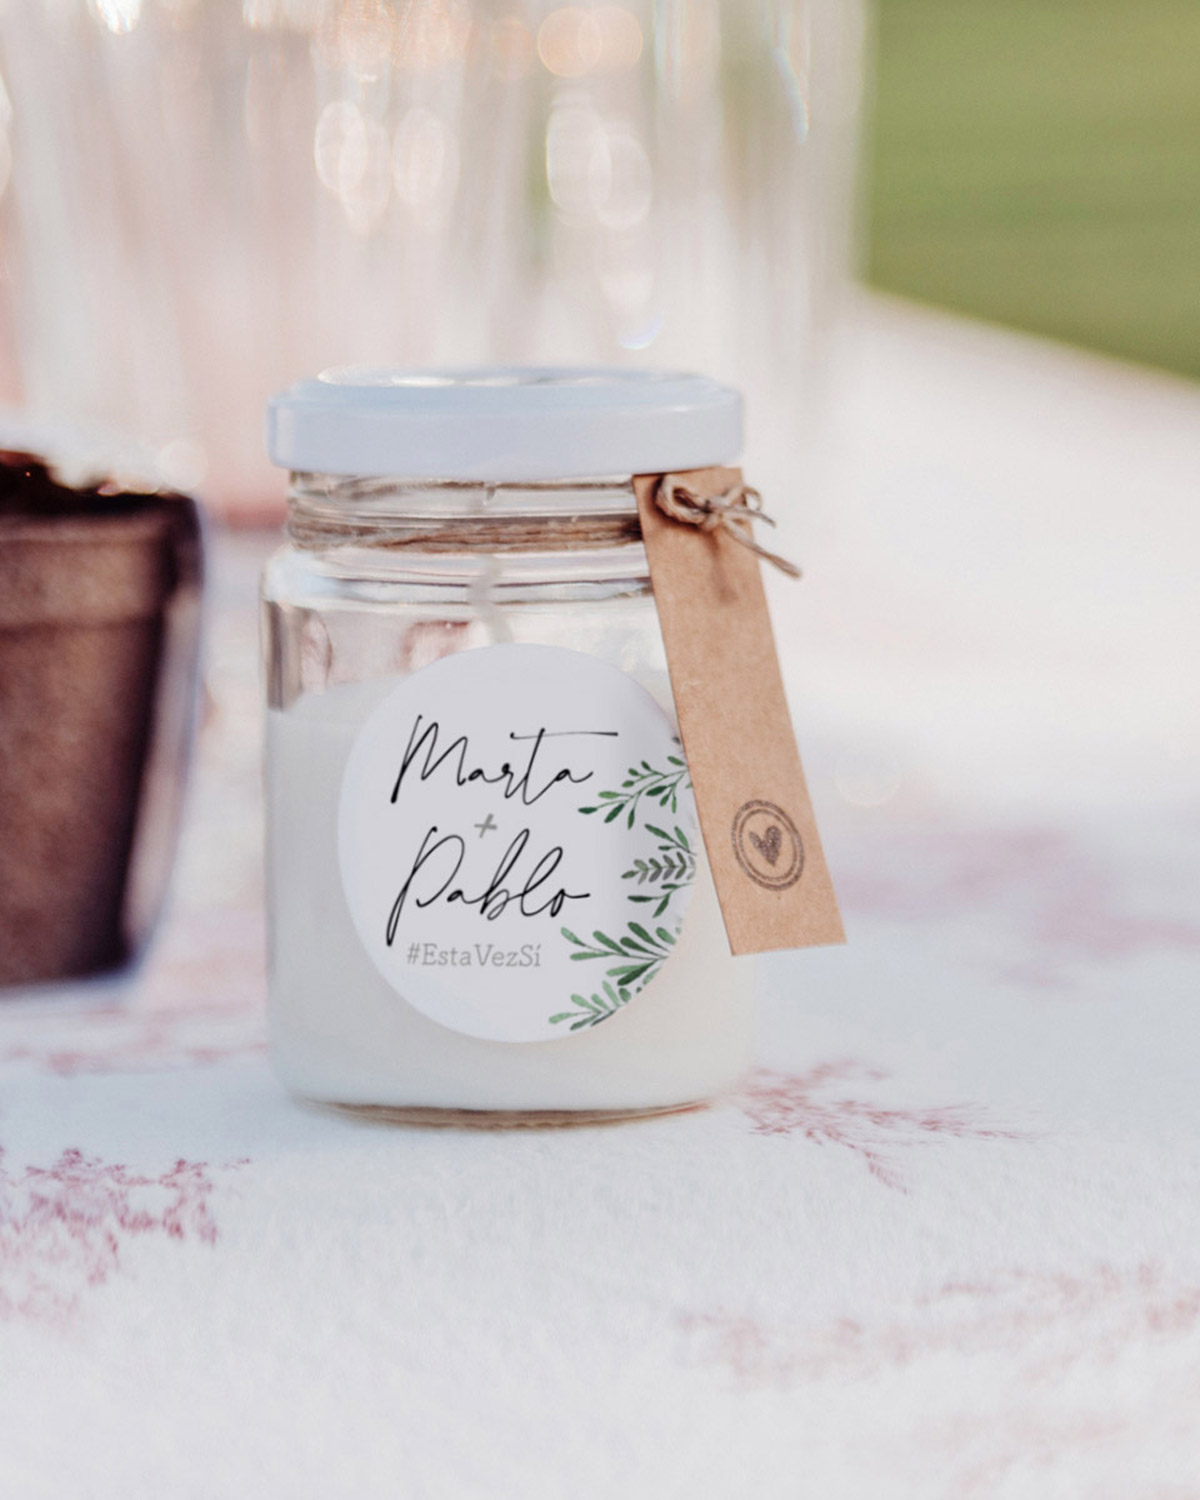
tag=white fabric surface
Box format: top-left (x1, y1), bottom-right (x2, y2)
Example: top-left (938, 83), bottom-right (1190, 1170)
top-left (3, 298), bottom-right (1200, 1498)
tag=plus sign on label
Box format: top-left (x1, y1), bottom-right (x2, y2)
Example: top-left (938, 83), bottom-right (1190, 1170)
top-left (337, 644), bottom-right (699, 1043)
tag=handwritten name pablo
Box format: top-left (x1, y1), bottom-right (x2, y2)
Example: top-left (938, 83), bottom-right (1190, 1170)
top-left (385, 716), bottom-right (613, 942)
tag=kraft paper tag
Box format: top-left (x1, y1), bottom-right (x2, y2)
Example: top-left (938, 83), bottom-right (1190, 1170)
top-left (634, 467), bottom-right (844, 955)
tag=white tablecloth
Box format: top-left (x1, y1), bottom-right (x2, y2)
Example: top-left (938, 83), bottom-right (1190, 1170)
top-left (4, 298), bottom-right (1200, 1498)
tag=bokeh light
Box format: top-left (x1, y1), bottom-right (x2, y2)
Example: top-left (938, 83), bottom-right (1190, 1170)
top-left (537, 4), bottom-right (643, 76)
top-left (393, 106), bottom-right (460, 222)
top-left (89, 0), bottom-right (143, 35)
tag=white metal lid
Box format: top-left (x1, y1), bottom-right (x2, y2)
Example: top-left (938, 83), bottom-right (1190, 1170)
top-left (265, 366), bottom-right (743, 481)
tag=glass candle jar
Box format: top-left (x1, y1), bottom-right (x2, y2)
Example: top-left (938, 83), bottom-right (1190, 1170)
top-left (262, 368), bottom-right (755, 1122)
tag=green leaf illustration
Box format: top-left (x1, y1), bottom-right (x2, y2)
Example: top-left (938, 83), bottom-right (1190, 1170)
top-left (549, 981), bottom-right (633, 1031)
top-left (577, 759), bottom-right (691, 825)
top-left (555, 745), bottom-right (697, 1028)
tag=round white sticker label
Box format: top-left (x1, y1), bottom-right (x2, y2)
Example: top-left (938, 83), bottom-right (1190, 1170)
top-left (338, 644), bottom-right (698, 1042)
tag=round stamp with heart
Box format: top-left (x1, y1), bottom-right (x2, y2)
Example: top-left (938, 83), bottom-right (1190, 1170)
top-left (731, 800), bottom-right (804, 891)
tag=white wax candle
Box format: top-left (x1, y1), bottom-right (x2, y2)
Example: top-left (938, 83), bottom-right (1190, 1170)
top-left (266, 675), bottom-right (754, 1114)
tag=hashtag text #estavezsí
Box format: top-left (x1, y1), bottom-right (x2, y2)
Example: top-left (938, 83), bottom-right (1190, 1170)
top-left (404, 943), bottom-right (543, 969)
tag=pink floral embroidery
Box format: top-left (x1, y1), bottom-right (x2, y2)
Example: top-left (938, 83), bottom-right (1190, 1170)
top-left (0, 907), bottom-right (266, 1076)
top-left (737, 1061), bottom-right (1022, 1188)
top-left (679, 1264), bottom-right (1200, 1391)
top-left (838, 820), bottom-right (1200, 983)
top-left (0, 1025), bottom-right (267, 1078)
top-left (0, 1148), bottom-right (230, 1324)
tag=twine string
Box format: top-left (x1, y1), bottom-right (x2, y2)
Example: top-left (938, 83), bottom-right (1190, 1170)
top-left (654, 475), bottom-right (802, 579)
top-left (287, 474), bottom-right (802, 579)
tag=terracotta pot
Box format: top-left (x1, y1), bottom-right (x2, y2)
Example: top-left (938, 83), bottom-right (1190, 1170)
top-left (0, 474), bottom-right (202, 987)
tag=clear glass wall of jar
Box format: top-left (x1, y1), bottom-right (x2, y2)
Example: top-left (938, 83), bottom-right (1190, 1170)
top-left (262, 371), bottom-right (755, 1122)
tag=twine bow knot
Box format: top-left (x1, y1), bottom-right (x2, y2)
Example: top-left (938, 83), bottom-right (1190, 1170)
top-left (654, 475), bottom-right (801, 579)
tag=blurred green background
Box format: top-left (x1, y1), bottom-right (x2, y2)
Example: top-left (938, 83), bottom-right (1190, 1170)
top-left (865, 0), bottom-right (1200, 378)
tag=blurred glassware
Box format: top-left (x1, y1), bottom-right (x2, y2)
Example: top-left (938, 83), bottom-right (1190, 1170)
top-left (0, 0), bottom-right (863, 520)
